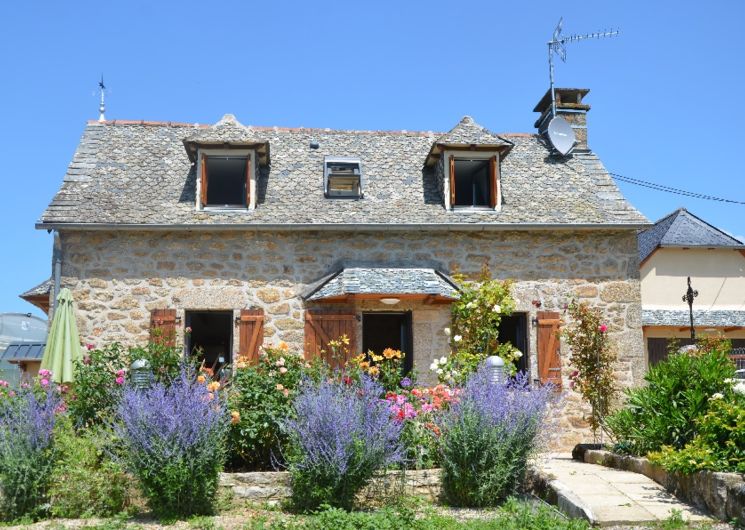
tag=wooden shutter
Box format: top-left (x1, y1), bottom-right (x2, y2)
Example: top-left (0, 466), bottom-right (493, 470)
top-left (537, 311), bottom-right (562, 388)
top-left (489, 154), bottom-right (499, 208)
top-left (304, 310), bottom-right (357, 369)
top-left (244, 155), bottom-right (251, 207)
top-left (150, 308), bottom-right (177, 347)
top-left (200, 155), bottom-right (208, 206)
top-left (238, 308), bottom-right (264, 364)
top-left (448, 155), bottom-right (456, 207)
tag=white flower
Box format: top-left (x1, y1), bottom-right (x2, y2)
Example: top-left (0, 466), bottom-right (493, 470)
top-left (429, 362), bottom-right (438, 372)
top-left (710, 393), bottom-right (724, 400)
top-left (492, 304), bottom-right (501, 313)
top-left (436, 368), bottom-right (444, 375)
top-left (514, 350), bottom-right (523, 359)
top-left (439, 356), bottom-right (447, 364)
top-left (443, 327), bottom-right (451, 336)
top-left (453, 335), bottom-right (462, 343)
top-left (466, 301), bottom-right (475, 309)
top-left (734, 383), bottom-right (745, 396)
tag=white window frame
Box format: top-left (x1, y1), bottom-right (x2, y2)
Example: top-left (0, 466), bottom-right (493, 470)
top-left (196, 148), bottom-right (257, 211)
top-left (444, 150), bottom-right (502, 213)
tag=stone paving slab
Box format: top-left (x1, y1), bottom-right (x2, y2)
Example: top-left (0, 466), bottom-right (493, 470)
top-left (532, 454), bottom-right (714, 527)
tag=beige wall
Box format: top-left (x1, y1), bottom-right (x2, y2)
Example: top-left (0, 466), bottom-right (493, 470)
top-left (56, 228), bottom-right (644, 449)
top-left (641, 248), bottom-right (745, 309)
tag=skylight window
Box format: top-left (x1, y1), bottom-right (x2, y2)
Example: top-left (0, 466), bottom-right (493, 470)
top-left (324, 157), bottom-right (362, 198)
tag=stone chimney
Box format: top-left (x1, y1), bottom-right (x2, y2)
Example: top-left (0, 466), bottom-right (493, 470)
top-left (533, 88), bottom-right (591, 149)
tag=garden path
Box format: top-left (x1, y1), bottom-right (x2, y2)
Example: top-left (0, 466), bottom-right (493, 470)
top-left (533, 454), bottom-right (715, 527)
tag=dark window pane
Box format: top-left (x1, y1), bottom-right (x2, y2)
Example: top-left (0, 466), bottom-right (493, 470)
top-left (453, 159), bottom-right (491, 207)
top-left (206, 157), bottom-right (247, 206)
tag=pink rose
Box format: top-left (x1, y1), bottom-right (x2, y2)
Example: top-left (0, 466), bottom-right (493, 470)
top-left (116, 369), bottom-right (126, 377)
top-left (86, 343), bottom-right (95, 351)
top-left (598, 324), bottom-right (608, 333)
top-left (115, 376), bottom-right (125, 385)
top-left (40, 378), bottom-right (50, 387)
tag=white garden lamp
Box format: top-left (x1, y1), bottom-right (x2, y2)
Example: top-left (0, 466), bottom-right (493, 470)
top-left (485, 355), bottom-right (505, 385)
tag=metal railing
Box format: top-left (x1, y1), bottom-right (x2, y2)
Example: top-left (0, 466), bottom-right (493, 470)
top-left (731, 347), bottom-right (745, 373)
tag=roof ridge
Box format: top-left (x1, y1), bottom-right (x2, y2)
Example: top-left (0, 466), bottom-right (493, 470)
top-left (88, 119), bottom-right (539, 138)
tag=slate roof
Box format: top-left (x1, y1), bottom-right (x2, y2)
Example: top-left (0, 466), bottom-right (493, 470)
top-left (305, 268), bottom-right (459, 301)
top-left (424, 116), bottom-right (513, 165)
top-left (38, 115), bottom-right (648, 228)
top-left (642, 309), bottom-right (745, 328)
top-left (19, 279), bottom-right (52, 299)
top-left (182, 114), bottom-right (270, 163)
top-left (638, 208), bottom-right (744, 262)
top-left (1, 343), bottom-right (46, 363)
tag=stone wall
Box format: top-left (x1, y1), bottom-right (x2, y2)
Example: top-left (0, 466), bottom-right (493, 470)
top-left (56, 228), bottom-right (644, 448)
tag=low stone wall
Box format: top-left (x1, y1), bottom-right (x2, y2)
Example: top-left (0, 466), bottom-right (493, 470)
top-left (220, 468), bottom-right (441, 503)
top-left (575, 448), bottom-right (745, 525)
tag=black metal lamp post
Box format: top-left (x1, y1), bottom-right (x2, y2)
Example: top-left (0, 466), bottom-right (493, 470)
top-left (682, 276), bottom-right (698, 340)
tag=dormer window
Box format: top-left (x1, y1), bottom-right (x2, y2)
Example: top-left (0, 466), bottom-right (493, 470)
top-left (200, 154), bottom-right (250, 208)
top-left (324, 157), bottom-right (362, 198)
top-left (448, 154), bottom-right (499, 210)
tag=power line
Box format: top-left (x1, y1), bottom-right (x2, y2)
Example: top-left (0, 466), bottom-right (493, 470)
top-left (610, 173), bottom-right (745, 205)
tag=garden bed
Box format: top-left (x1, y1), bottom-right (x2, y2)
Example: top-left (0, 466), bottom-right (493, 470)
top-left (573, 446), bottom-right (745, 525)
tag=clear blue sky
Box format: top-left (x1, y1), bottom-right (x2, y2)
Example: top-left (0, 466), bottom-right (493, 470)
top-left (1, 0), bottom-right (743, 319)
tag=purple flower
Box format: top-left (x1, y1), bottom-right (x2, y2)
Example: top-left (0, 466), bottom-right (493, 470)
top-left (400, 377), bottom-right (412, 388)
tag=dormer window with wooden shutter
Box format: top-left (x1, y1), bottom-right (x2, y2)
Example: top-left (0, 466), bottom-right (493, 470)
top-left (449, 154), bottom-right (499, 209)
top-left (200, 153), bottom-right (251, 209)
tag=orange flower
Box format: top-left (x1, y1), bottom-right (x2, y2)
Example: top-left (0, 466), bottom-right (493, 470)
top-left (207, 381), bottom-right (221, 392)
top-left (368, 366), bottom-right (380, 377)
top-left (231, 410), bottom-right (241, 424)
top-left (382, 348), bottom-right (401, 360)
top-left (359, 361), bottom-right (370, 370)
top-left (197, 375), bottom-right (206, 384)
top-left (278, 341), bottom-right (289, 351)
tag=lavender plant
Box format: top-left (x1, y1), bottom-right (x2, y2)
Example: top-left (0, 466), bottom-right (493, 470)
top-left (0, 381), bottom-right (61, 520)
top-left (439, 367), bottom-right (553, 507)
top-left (284, 375), bottom-right (404, 511)
top-left (115, 369), bottom-right (229, 517)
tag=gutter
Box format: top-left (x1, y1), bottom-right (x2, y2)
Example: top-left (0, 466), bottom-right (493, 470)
top-left (37, 221), bottom-right (651, 232)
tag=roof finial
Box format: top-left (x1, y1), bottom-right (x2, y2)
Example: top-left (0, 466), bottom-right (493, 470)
top-left (98, 75), bottom-right (106, 122)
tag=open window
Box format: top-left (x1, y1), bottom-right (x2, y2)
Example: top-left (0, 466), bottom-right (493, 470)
top-left (185, 310), bottom-right (233, 376)
top-left (324, 157), bottom-right (362, 198)
top-left (200, 155), bottom-right (250, 208)
top-left (449, 155), bottom-right (499, 209)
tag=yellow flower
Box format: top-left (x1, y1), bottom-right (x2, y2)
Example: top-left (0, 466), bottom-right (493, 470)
top-left (368, 366), bottom-right (380, 377)
top-left (371, 354), bottom-right (383, 362)
top-left (231, 410), bottom-right (241, 424)
top-left (197, 375), bottom-right (206, 384)
top-left (383, 348), bottom-right (402, 360)
top-left (352, 354), bottom-right (366, 364)
top-left (207, 381), bottom-right (221, 392)
top-left (359, 361), bottom-right (370, 370)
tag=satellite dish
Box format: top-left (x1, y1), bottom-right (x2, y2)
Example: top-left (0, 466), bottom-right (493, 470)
top-left (546, 116), bottom-right (576, 156)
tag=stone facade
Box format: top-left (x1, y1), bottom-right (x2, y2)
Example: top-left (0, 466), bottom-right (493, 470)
top-left (55, 227), bottom-right (644, 448)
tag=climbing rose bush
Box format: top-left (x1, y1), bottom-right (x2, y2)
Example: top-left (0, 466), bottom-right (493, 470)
top-left (563, 301), bottom-right (616, 438)
top-left (284, 375), bottom-right (404, 512)
top-left (437, 268), bottom-right (520, 385)
top-left (115, 369), bottom-right (229, 517)
top-left (439, 367), bottom-right (553, 507)
top-left (0, 374), bottom-right (62, 520)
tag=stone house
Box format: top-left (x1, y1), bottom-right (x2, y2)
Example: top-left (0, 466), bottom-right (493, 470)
top-left (34, 87), bottom-right (648, 446)
top-left (639, 208), bottom-right (745, 366)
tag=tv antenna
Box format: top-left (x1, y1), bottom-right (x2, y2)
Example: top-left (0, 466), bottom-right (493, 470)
top-left (97, 75), bottom-right (106, 122)
top-left (548, 18), bottom-right (619, 119)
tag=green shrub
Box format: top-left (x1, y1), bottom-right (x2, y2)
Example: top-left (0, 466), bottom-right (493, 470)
top-left (606, 340), bottom-right (735, 456)
top-left (68, 343), bottom-right (129, 428)
top-left (227, 346), bottom-right (305, 470)
top-left (649, 395), bottom-right (745, 473)
top-left (49, 417), bottom-right (130, 518)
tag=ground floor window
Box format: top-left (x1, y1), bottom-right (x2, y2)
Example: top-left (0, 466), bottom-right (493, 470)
top-left (362, 312), bottom-right (413, 374)
top-left (185, 310), bottom-right (233, 376)
top-left (648, 337), bottom-right (745, 366)
top-left (498, 312), bottom-right (529, 374)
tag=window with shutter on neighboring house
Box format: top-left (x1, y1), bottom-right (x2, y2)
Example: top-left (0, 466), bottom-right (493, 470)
top-left (536, 311), bottom-right (562, 389)
top-left (200, 154), bottom-right (251, 208)
top-left (449, 154), bottom-right (499, 209)
top-left (304, 309), bottom-right (357, 369)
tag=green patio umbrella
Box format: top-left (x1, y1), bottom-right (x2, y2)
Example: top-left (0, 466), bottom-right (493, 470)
top-left (41, 288), bottom-right (82, 383)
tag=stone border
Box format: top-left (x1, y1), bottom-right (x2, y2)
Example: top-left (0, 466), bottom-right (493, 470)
top-left (574, 448), bottom-right (745, 525)
top-left (525, 466), bottom-right (596, 524)
top-left (220, 468), bottom-right (442, 503)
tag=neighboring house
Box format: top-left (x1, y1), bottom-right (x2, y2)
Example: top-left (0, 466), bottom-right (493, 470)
top-left (639, 208), bottom-right (745, 365)
top-left (33, 87), bottom-right (648, 446)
